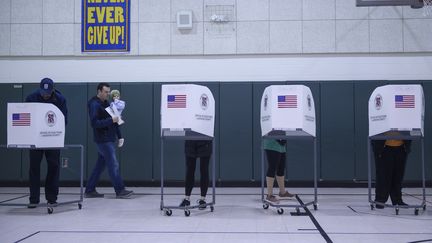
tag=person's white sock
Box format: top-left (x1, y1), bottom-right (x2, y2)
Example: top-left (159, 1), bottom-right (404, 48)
top-left (200, 196), bottom-right (205, 201)
top-left (185, 196), bottom-right (190, 201)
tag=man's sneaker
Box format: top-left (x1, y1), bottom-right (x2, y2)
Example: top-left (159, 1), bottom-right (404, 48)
top-left (84, 191), bottom-right (105, 198)
top-left (279, 191), bottom-right (296, 199)
top-left (266, 195), bottom-right (279, 203)
top-left (48, 201), bottom-right (58, 207)
top-left (116, 189), bottom-right (133, 199)
top-left (27, 203), bottom-right (38, 209)
top-left (393, 201), bottom-right (408, 206)
top-left (376, 204), bottom-right (385, 209)
top-left (375, 200), bottom-right (385, 209)
top-left (179, 199), bottom-right (190, 207)
top-left (198, 199), bottom-right (207, 210)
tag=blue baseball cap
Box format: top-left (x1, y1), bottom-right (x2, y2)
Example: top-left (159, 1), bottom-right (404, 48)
top-left (39, 78), bottom-right (54, 96)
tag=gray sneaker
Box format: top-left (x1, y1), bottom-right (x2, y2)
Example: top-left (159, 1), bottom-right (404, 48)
top-left (84, 191), bottom-right (104, 198)
top-left (266, 195), bottom-right (279, 203)
top-left (116, 189), bottom-right (133, 199)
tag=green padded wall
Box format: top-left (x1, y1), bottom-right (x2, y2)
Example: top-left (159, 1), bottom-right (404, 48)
top-left (119, 83), bottom-right (153, 181)
top-left (1, 81), bottom-right (431, 185)
top-left (0, 84), bottom-right (23, 181)
top-left (320, 82), bottom-right (355, 181)
top-left (219, 82), bottom-right (253, 181)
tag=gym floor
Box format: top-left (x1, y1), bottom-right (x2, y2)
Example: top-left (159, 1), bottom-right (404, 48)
top-left (0, 187), bottom-right (431, 243)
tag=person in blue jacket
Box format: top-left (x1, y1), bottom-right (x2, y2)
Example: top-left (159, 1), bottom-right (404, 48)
top-left (25, 78), bottom-right (68, 208)
top-left (85, 82), bottom-right (133, 199)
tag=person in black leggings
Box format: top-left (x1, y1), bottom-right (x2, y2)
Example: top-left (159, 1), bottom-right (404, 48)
top-left (179, 140), bottom-right (212, 209)
top-left (264, 139), bottom-right (295, 203)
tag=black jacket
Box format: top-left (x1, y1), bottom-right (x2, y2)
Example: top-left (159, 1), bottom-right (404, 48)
top-left (185, 140), bottom-right (212, 157)
top-left (88, 96), bottom-right (122, 143)
top-left (25, 89), bottom-right (68, 125)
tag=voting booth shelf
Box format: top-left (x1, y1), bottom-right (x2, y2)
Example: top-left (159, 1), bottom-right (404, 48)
top-left (2, 103), bottom-right (84, 214)
top-left (160, 84), bottom-right (216, 217)
top-left (260, 85), bottom-right (318, 215)
top-left (367, 85), bottom-right (426, 215)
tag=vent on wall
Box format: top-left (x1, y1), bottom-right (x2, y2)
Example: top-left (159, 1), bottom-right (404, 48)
top-left (177, 10), bottom-right (193, 30)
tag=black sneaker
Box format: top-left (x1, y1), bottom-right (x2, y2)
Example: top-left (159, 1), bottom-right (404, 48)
top-left (48, 201), bottom-right (58, 207)
top-left (198, 199), bottom-right (207, 210)
top-left (179, 199), bottom-right (190, 207)
top-left (375, 200), bottom-right (385, 209)
top-left (376, 204), bottom-right (384, 209)
top-left (27, 203), bottom-right (38, 209)
top-left (84, 190), bottom-right (105, 198)
top-left (395, 201), bottom-right (408, 206)
top-left (116, 189), bottom-right (133, 199)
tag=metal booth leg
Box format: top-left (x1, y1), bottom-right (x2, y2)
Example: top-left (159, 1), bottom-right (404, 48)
top-left (160, 137), bottom-right (164, 211)
top-left (368, 137), bottom-right (372, 207)
top-left (314, 137), bottom-right (318, 209)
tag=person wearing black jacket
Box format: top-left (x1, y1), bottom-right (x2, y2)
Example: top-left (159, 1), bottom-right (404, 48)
top-left (372, 136), bottom-right (412, 209)
top-left (84, 82), bottom-right (133, 199)
top-left (179, 140), bottom-right (212, 209)
top-left (25, 78), bottom-right (68, 208)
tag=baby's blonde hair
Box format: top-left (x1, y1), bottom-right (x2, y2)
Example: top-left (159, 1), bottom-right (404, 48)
top-left (110, 89), bottom-right (120, 98)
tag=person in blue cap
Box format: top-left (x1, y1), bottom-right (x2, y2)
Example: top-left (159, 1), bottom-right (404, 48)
top-left (25, 78), bottom-right (68, 208)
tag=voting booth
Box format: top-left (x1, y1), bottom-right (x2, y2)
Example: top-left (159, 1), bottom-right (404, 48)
top-left (260, 85), bottom-right (318, 214)
top-left (1, 103), bottom-right (83, 214)
top-left (161, 84), bottom-right (215, 137)
top-left (7, 103), bottom-right (65, 148)
top-left (160, 84), bottom-right (216, 216)
top-left (368, 85), bottom-right (424, 137)
top-left (367, 85), bottom-right (426, 215)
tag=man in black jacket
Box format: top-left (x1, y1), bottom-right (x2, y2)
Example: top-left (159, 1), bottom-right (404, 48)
top-left (85, 82), bottom-right (133, 199)
top-left (26, 78), bottom-right (68, 208)
top-left (372, 137), bottom-right (412, 208)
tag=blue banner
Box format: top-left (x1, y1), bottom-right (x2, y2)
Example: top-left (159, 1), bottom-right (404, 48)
top-left (82, 0), bottom-right (130, 52)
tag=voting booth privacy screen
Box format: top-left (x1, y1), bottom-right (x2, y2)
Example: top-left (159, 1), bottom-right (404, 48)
top-left (260, 85), bottom-right (316, 137)
top-left (368, 85), bottom-right (424, 137)
top-left (7, 103), bottom-right (65, 148)
top-left (161, 84), bottom-right (215, 137)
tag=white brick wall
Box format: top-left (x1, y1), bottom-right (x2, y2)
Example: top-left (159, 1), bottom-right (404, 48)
top-left (0, 0), bottom-right (431, 56)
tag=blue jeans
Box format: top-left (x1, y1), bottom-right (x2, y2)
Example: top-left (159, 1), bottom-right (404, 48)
top-left (85, 142), bottom-right (125, 194)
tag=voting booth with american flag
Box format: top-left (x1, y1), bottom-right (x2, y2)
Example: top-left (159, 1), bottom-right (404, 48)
top-left (259, 85), bottom-right (318, 215)
top-left (159, 84), bottom-right (216, 217)
top-left (161, 84), bottom-right (215, 137)
top-left (7, 103), bottom-right (65, 148)
top-left (260, 85), bottom-right (316, 137)
top-left (2, 103), bottom-right (84, 214)
top-left (367, 84), bottom-right (426, 215)
top-left (368, 85), bottom-right (424, 137)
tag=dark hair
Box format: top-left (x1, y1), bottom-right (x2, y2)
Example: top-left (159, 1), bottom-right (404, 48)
top-left (97, 82), bottom-right (110, 92)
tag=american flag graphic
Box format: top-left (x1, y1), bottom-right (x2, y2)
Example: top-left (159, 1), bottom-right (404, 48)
top-left (167, 94), bottom-right (186, 108)
top-left (12, 113), bottom-right (31, 126)
top-left (278, 95), bottom-right (297, 108)
top-left (395, 95), bottom-right (415, 108)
